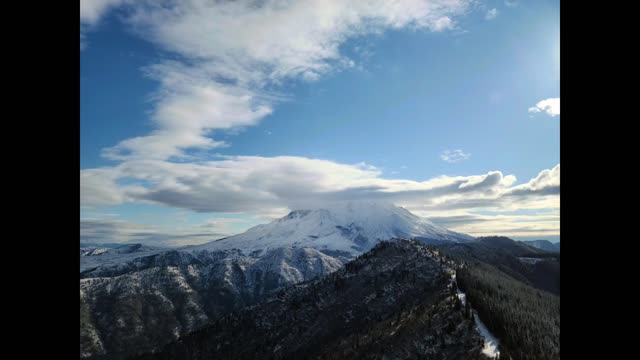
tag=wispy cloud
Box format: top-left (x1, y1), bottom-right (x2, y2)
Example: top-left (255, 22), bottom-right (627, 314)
top-left (81, 0), bottom-right (129, 25)
top-left (81, 157), bottom-right (558, 214)
top-left (426, 211), bottom-right (559, 238)
top-left (81, 159), bottom-right (559, 241)
top-left (80, 218), bottom-right (229, 247)
top-left (81, 0), bottom-right (472, 160)
top-left (80, 0), bottom-right (132, 51)
top-left (528, 98), bottom-right (560, 117)
top-left (485, 8), bottom-right (499, 20)
top-left (440, 149), bottom-right (471, 163)
top-left (504, 1), bottom-right (519, 8)
top-left (80, 215), bottom-right (268, 247)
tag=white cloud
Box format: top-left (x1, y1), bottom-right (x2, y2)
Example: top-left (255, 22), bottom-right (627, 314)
top-left (81, 156), bottom-right (559, 213)
top-left (81, 0), bottom-right (472, 159)
top-left (440, 149), bottom-right (471, 163)
top-left (423, 210), bottom-right (559, 238)
top-left (485, 8), bottom-right (498, 20)
top-left (81, 156), bottom-right (559, 243)
top-left (80, 169), bottom-right (129, 206)
top-left (80, 0), bottom-right (128, 25)
top-left (504, 1), bottom-right (519, 8)
top-left (80, 0), bottom-right (132, 51)
top-left (506, 164), bottom-right (560, 196)
top-left (528, 98), bottom-right (560, 117)
top-left (81, 218), bottom-right (232, 247)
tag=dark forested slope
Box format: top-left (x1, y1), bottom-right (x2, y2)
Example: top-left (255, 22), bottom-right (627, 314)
top-left (456, 261), bottom-right (560, 360)
top-left (136, 240), bottom-right (485, 360)
top-left (436, 236), bottom-right (560, 295)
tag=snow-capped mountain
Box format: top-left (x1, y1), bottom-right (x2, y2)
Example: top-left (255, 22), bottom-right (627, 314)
top-left (188, 201), bottom-right (473, 256)
top-left (80, 202), bottom-right (474, 359)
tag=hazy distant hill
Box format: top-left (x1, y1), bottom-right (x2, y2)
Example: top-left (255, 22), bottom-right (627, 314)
top-left (522, 240), bottom-right (560, 253)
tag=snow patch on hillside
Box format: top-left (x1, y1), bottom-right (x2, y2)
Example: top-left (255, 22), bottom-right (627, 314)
top-left (451, 273), bottom-right (500, 358)
top-left (518, 257), bottom-right (544, 264)
top-left (474, 313), bottom-right (501, 358)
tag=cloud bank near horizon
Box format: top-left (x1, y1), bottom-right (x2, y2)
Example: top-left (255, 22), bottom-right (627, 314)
top-left (81, 157), bottom-right (559, 244)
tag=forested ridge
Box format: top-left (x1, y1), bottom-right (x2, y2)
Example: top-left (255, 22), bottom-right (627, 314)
top-left (128, 239), bottom-right (559, 360)
top-left (134, 240), bottom-right (485, 360)
top-left (456, 261), bottom-right (560, 360)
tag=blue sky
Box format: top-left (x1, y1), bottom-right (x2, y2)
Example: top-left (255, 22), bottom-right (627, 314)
top-left (81, 0), bottom-right (560, 246)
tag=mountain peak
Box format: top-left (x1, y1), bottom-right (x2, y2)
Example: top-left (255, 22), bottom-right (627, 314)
top-left (190, 202), bottom-right (473, 256)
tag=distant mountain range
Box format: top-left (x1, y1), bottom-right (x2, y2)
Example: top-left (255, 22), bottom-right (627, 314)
top-left (80, 243), bottom-right (167, 272)
top-left (476, 236), bottom-right (546, 256)
top-left (437, 236), bottom-right (560, 296)
top-left (521, 239), bottom-right (560, 253)
top-left (80, 202), bottom-right (559, 360)
top-left (80, 242), bottom-right (130, 249)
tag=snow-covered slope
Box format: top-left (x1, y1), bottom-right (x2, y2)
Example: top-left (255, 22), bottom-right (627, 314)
top-left (80, 246), bottom-right (344, 358)
top-left (80, 244), bottom-right (167, 272)
top-left (188, 201), bottom-right (473, 256)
